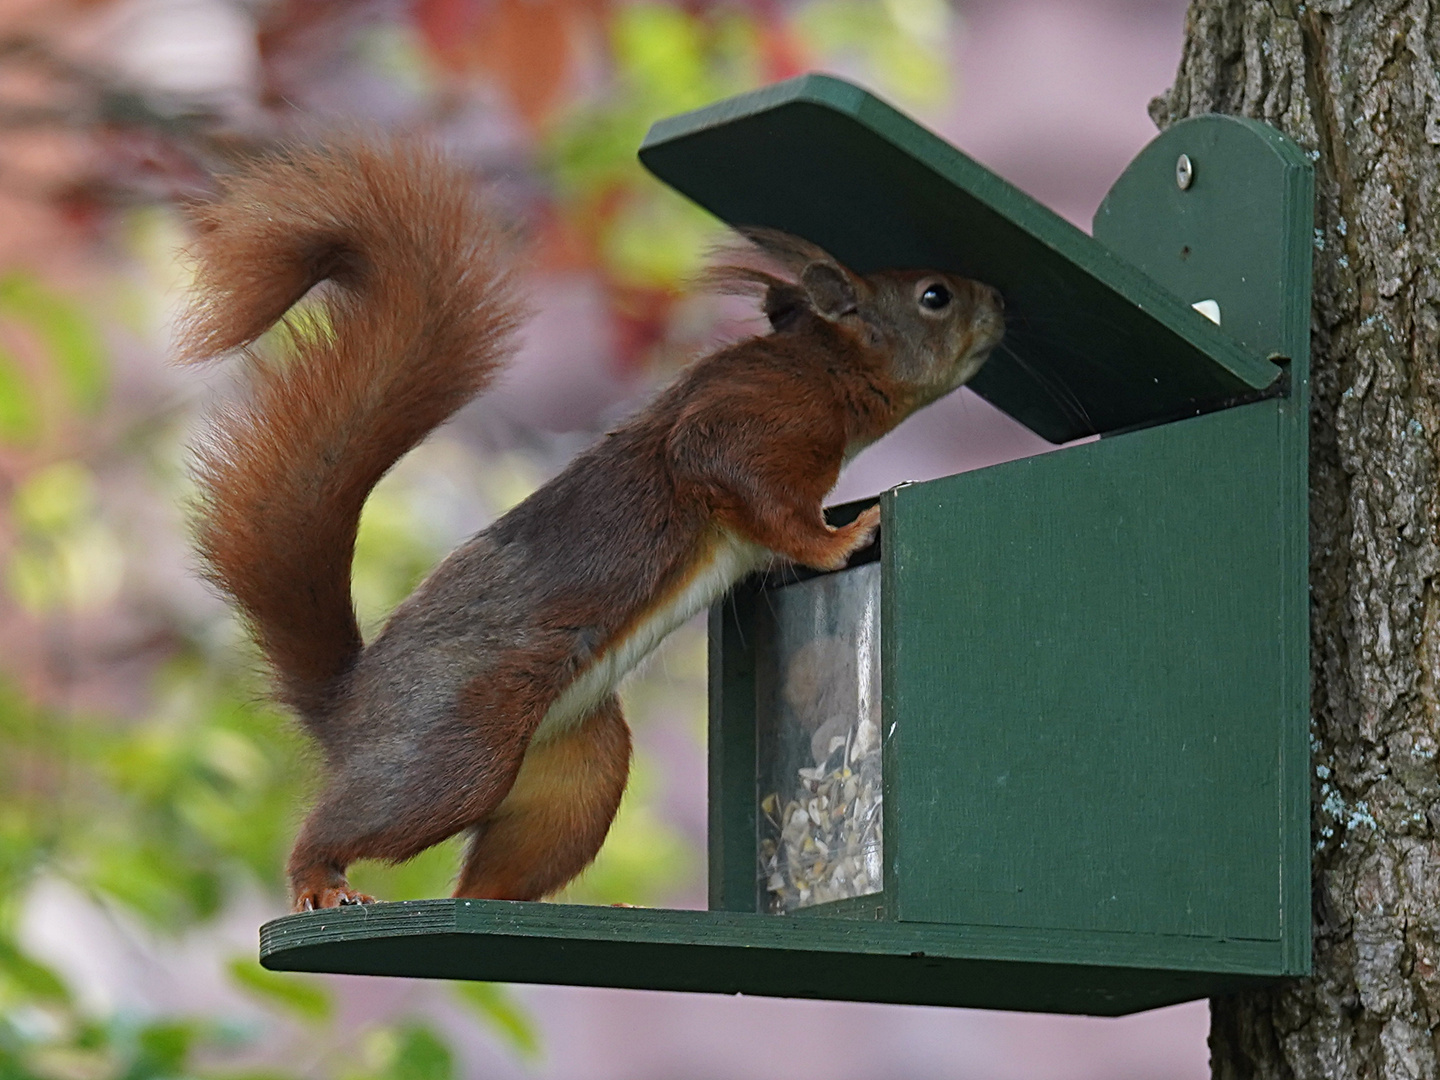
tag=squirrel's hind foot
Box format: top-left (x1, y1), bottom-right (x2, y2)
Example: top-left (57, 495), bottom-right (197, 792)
top-left (290, 860), bottom-right (376, 910)
top-left (294, 885), bottom-right (377, 912)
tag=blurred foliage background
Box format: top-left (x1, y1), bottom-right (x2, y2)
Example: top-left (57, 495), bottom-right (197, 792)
top-left (0, 0), bottom-right (958, 1076)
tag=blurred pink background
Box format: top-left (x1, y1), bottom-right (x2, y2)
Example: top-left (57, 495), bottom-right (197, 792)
top-left (11, 0), bottom-right (1214, 1076)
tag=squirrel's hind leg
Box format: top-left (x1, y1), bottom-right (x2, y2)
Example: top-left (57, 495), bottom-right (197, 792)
top-left (286, 670), bottom-right (555, 912)
top-left (453, 693), bottom-right (632, 901)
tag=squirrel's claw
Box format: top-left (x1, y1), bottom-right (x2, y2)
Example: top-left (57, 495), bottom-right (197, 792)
top-left (294, 886), bottom-right (377, 912)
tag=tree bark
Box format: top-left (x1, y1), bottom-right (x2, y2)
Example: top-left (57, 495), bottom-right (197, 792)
top-left (1150, 2), bottom-right (1440, 1077)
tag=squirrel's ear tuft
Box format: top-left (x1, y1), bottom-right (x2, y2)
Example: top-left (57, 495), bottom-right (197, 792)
top-left (800, 261), bottom-right (858, 321)
top-left (737, 227), bottom-right (833, 274)
top-left (698, 227), bottom-right (859, 329)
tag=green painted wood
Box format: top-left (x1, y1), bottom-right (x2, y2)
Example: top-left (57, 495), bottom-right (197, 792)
top-left (1093, 114), bottom-right (1313, 365)
top-left (872, 112), bottom-right (1311, 975)
top-left (707, 588), bottom-right (758, 912)
top-left (639, 74), bottom-right (1283, 443)
top-left (260, 899), bottom-right (1283, 1015)
top-left (788, 893), bottom-right (888, 920)
top-left (884, 403), bottom-right (1290, 949)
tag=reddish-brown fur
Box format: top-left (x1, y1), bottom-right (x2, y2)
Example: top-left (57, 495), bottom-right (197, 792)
top-left (180, 141), bottom-right (520, 720)
top-left (455, 694), bottom-right (632, 899)
top-left (180, 138), bottom-right (1003, 911)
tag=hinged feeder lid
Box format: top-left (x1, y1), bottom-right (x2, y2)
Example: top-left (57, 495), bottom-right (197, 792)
top-left (639, 73), bottom-right (1284, 444)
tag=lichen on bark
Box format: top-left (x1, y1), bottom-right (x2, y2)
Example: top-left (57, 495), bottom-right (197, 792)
top-left (1151, 2), bottom-right (1440, 1077)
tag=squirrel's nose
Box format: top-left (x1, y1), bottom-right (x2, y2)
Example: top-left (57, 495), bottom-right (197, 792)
top-left (985, 285), bottom-right (1005, 312)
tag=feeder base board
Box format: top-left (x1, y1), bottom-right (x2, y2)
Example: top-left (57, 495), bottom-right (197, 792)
top-left (261, 899), bottom-right (1285, 1016)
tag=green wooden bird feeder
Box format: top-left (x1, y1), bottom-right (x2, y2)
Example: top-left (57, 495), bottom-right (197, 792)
top-left (259, 74), bottom-right (1313, 1016)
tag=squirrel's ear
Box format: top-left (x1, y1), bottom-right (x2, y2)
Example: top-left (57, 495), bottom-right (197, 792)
top-left (763, 281), bottom-right (808, 331)
top-left (800, 261), bottom-right (859, 321)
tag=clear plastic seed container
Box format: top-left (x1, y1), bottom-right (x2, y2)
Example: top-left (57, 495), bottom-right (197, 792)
top-left (755, 561), bottom-right (882, 914)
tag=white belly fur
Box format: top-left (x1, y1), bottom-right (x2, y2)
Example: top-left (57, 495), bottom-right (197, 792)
top-left (532, 531), bottom-right (770, 743)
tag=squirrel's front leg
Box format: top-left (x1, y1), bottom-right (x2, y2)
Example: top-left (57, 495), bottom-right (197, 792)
top-left (701, 453), bottom-right (878, 572)
top-left (668, 410), bottom-right (876, 573)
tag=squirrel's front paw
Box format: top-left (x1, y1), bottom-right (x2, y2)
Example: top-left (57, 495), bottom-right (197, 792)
top-left (809, 505), bottom-right (881, 572)
top-left (846, 505), bottom-right (881, 550)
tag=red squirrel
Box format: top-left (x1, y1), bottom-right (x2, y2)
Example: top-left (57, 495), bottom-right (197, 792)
top-left (179, 138), bottom-right (1004, 911)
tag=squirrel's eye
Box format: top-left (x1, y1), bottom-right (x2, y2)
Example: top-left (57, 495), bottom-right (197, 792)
top-left (919, 282), bottom-right (952, 311)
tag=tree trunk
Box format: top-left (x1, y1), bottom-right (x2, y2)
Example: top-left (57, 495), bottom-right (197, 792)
top-left (1149, 2), bottom-right (1440, 1077)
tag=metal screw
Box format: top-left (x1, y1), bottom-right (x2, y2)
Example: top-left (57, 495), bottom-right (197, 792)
top-left (1176, 153), bottom-right (1194, 190)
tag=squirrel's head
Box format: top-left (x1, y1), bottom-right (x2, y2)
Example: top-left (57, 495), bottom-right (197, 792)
top-left (866, 269), bottom-right (1005, 404)
top-left (708, 229), bottom-right (1004, 407)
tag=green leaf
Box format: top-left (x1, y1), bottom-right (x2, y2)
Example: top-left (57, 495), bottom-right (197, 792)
top-left (451, 983), bottom-right (540, 1061)
top-left (387, 1026), bottom-right (452, 1080)
top-left (0, 274), bottom-right (107, 413)
top-left (0, 938), bottom-right (70, 1004)
top-left (82, 840), bottom-right (222, 925)
top-left (129, 1021), bottom-right (198, 1078)
top-left (0, 344), bottom-right (38, 443)
top-left (600, 188), bottom-right (718, 288)
top-left (613, 5), bottom-right (711, 108)
top-left (226, 957), bottom-right (333, 1022)
top-left (11, 462), bottom-right (94, 534)
top-left (346, 835), bottom-right (463, 904)
top-left (793, 0), bottom-right (951, 109)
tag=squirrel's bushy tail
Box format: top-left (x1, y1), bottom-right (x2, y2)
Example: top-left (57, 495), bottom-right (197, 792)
top-left (179, 139), bottom-right (521, 724)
